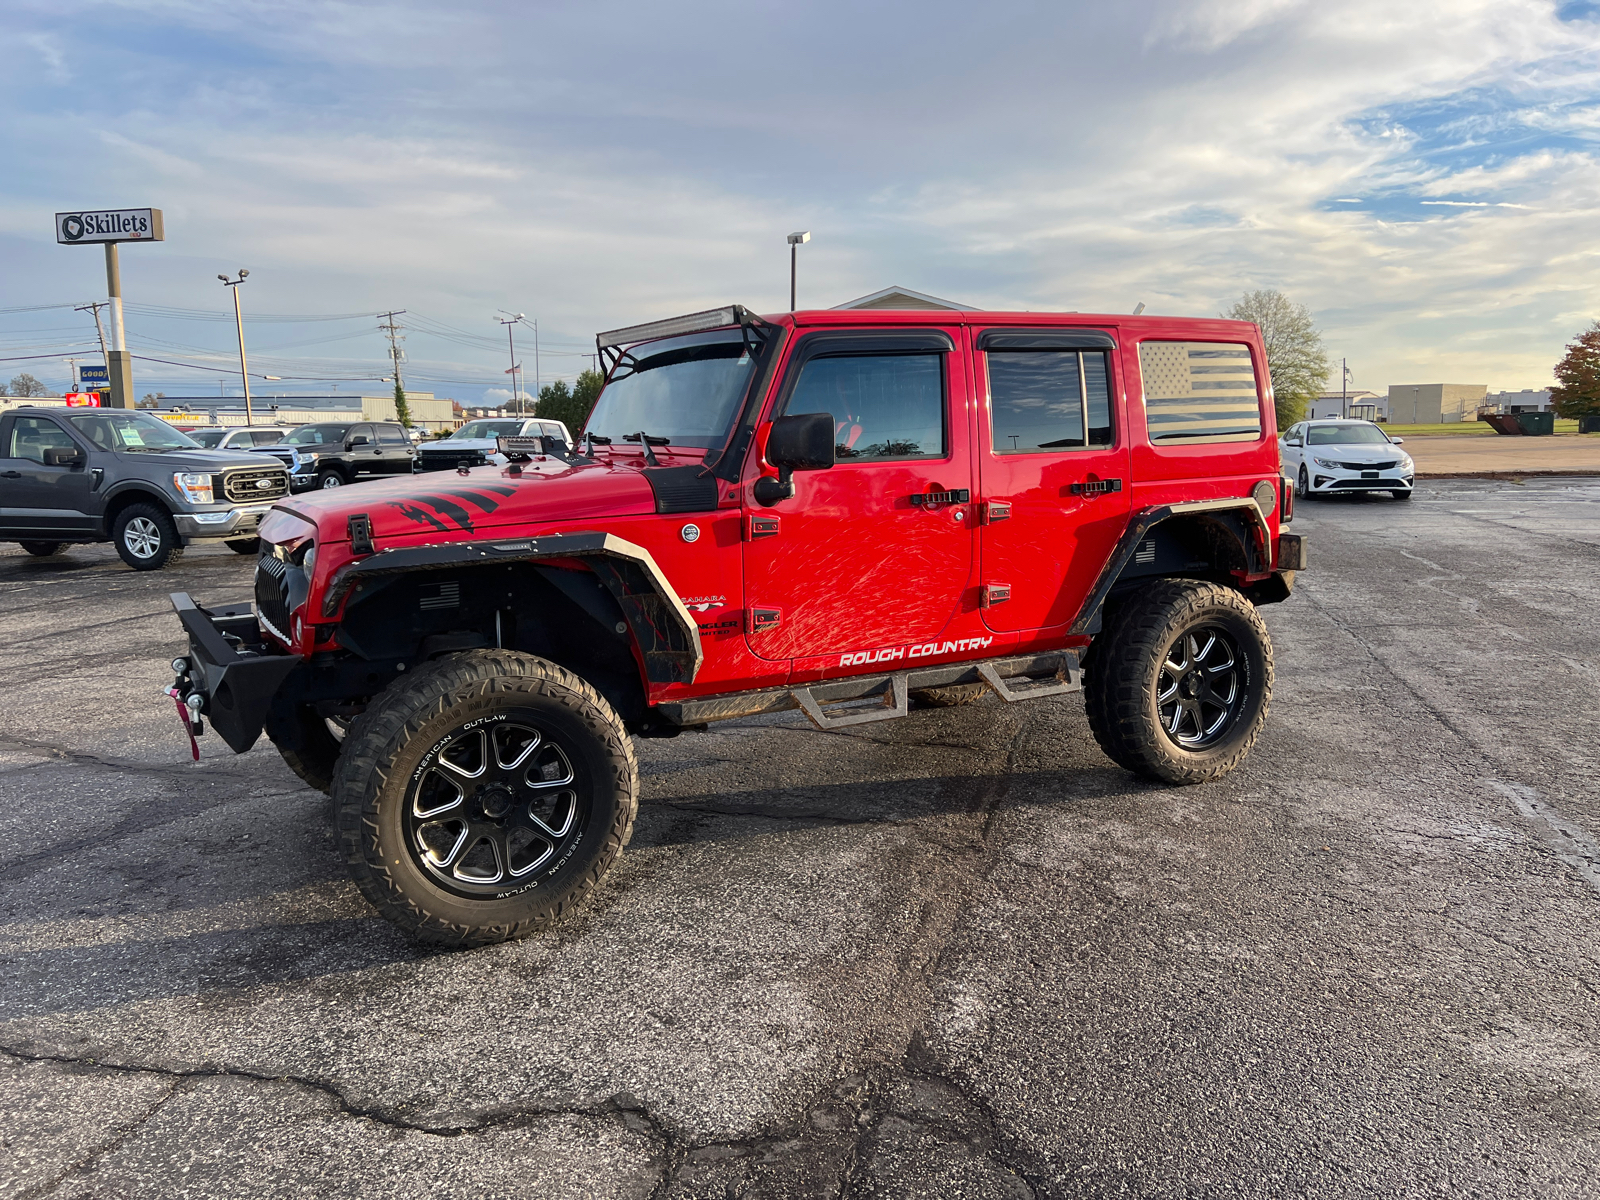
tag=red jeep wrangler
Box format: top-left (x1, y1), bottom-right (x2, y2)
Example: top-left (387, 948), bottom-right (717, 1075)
top-left (167, 305), bottom-right (1303, 946)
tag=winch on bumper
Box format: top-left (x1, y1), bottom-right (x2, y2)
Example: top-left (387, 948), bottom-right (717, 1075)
top-left (167, 592), bottom-right (301, 753)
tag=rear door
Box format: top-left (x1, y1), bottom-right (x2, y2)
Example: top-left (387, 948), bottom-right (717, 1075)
top-left (741, 328), bottom-right (975, 662)
top-left (0, 414), bottom-right (101, 535)
top-left (376, 423), bottom-right (413, 473)
top-left (348, 423), bottom-right (382, 476)
top-left (974, 328), bottom-right (1132, 635)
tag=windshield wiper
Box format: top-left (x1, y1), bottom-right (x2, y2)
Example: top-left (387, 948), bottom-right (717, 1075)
top-left (623, 431), bottom-right (669, 467)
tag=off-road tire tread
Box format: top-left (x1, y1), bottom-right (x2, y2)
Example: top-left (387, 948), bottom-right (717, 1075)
top-left (331, 650), bottom-right (638, 948)
top-left (1083, 579), bottom-right (1273, 785)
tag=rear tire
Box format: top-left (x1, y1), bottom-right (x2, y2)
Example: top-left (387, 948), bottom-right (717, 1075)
top-left (18, 541), bottom-right (63, 557)
top-left (909, 683), bottom-right (988, 709)
top-left (112, 503), bottom-right (183, 571)
top-left (226, 537), bottom-right (261, 554)
top-left (1084, 580), bottom-right (1273, 785)
top-left (332, 650), bottom-right (638, 947)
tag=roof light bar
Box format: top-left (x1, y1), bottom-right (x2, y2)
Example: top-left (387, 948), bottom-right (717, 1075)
top-left (596, 304), bottom-right (763, 351)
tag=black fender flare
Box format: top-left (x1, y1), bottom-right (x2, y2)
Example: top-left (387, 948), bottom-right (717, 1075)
top-left (320, 531), bottom-right (703, 685)
top-left (1070, 499), bottom-right (1275, 637)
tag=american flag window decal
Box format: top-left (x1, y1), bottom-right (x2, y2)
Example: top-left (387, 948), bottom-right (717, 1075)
top-left (1138, 342), bottom-right (1262, 443)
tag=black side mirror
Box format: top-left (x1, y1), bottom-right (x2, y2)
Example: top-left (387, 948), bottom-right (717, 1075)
top-left (755, 412), bottom-right (835, 507)
top-left (43, 447), bottom-right (85, 468)
top-left (347, 435), bottom-right (370, 448)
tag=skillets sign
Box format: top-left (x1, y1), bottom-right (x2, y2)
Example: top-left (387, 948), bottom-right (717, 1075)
top-left (55, 208), bottom-right (165, 244)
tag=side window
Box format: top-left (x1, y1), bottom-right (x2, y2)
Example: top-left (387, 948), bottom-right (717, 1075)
top-left (987, 350), bottom-right (1113, 453)
top-left (252, 430), bottom-right (284, 446)
top-left (9, 418), bottom-right (77, 464)
top-left (378, 424), bottom-right (407, 446)
top-left (1138, 341), bottom-right (1262, 444)
top-left (783, 353), bottom-right (946, 462)
top-left (350, 424), bottom-right (374, 445)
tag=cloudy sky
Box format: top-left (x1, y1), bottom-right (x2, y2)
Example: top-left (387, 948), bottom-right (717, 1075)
top-left (2, 0), bottom-right (1597, 404)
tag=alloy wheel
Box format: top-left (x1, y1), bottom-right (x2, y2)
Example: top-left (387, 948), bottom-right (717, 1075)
top-left (1156, 626), bottom-right (1247, 749)
top-left (403, 717), bottom-right (584, 897)
top-left (122, 516), bottom-right (163, 559)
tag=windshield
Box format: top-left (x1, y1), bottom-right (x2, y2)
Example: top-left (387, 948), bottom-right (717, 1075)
top-left (189, 429), bottom-right (227, 447)
top-left (68, 411), bottom-right (200, 452)
top-left (452, 419), bottom-right (523, 440)
top-left (1307, 423), bottom-right (1390, 446)
top-left (285, 425), bottom-right (350, 445)
top-left (584, 329), bottom-right (760, 450)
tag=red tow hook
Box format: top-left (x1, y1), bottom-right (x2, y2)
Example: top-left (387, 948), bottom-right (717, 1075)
top-left (167, 687), bottom-right (201, 762)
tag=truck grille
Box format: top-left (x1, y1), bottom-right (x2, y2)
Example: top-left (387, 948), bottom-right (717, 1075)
top-left (219, 467), bottom-right (289, 503)
top-left (254, 553), bottom-right (294, 642)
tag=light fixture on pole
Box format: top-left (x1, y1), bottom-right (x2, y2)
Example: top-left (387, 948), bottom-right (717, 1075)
top-left (787, 231), bottom-right (810, 312)
top-left (497, 312), bottom-right (526, 414)
top-left (218, 269), bottom-right (253, 424)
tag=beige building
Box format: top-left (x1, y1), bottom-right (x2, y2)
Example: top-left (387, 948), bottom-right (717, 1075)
top-left (151, 392), bottom-right (456, 432)
top-left (1386, 383), bottom-right (1487, 424)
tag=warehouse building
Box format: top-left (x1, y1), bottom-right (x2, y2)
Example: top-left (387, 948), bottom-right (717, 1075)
top-left (1386, 383), bottom-right (1487, 424)
top-left (150, 392), bottom-right (456, 432)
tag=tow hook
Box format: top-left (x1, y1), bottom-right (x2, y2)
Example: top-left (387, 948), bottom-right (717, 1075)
top-left (166, 656), bottom-right (204, 761)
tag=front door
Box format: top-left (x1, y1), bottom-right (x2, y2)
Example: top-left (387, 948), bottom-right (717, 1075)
top-left (0, 415), bottom-right (100, 536)
top-left (741, 330), bottom-right (974, 662)
top-left (975, 330), bottom-right (1132, 635)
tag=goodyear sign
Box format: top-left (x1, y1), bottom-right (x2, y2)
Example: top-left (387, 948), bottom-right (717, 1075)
top-left (55, 209), bottom-right (165, 245)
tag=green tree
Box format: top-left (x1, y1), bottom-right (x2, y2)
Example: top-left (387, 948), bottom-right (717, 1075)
top-left (393, 381), bottom-right (412, 428)
top-left (1550, 322), bottom-right (1600, 419)
top-left (536, 370), bottom-right (605, 435)
top-left (1221, 290), bottom-right (1330, 429)
top-left (9, 372), bottom-right (49, 397)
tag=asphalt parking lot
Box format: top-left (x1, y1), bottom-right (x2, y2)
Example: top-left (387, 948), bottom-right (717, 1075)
top-left (3, 480), bottom-right (1599, 1199)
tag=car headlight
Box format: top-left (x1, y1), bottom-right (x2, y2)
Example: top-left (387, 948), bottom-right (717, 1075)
top-left (173, 472), bottom-right (214, 504)
top-left (1312, 456), bottom-right (1342, 469)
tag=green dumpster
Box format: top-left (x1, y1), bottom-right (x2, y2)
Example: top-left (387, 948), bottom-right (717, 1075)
top-left (1516, 411), bottom-right (1555, 436)
top-left (1580, 416), bottom-right (1600, 434)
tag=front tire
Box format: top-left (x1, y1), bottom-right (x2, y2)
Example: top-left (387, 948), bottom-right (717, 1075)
top-left (226, 537), bottom-right (261, 554)
top-left (1297, 464), bottom-right (1315, 500)
top-left (332, 650), bottom-right (638, 947)
top-left (1084, 580), bottom-right (1273, 785)
top-left (112, 503), bottom-right (183, 571)
top-left (317, 469), bottom-right (346, 490)
top-left (1391, 489), bottom-right (1412, 501)
top-left (19, 541), bottom-right (63, 557)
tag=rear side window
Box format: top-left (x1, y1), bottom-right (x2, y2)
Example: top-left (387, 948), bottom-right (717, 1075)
top-left (1138, 341), bottom-right (1262, 443)
top-left (251, 430), bottom-right (284, 446)
top-left (988, 350), bottom-right (1112, 453)
top-left (377, 424), bottom-right (408, 446)
top-left (785, 354), bottom-right (945, 461)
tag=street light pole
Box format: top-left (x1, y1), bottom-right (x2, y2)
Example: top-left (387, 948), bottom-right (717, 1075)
top-left (787, 231), bottom-right (810, 311)
top-left (219, 270), bottom-right (253, 424)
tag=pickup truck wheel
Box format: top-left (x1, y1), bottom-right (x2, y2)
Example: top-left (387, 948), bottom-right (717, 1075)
top-left (1084, 580), bottom-right (1272, 785)
top-left (332, 649), bottom-right (638, 947)
top-left (317, 469), bottom-right (345, 489)
top-left (226, 538), bottom-right (261, 554)
top-left (909, 683), bottom-right (988, 708)
top-left (19, 541), bottom-right (63, 557)
top-left (112, 503), bottom-right (183, 571)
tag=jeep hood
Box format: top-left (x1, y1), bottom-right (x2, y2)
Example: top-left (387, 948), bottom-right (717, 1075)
top-left (272, 458), bottom-right (664, 544)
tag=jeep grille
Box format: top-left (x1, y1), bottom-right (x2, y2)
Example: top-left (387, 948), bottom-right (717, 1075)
top-left (218, 467), bottom-right (289, 503)
top-left (254, 553), bottom-right (294, 642)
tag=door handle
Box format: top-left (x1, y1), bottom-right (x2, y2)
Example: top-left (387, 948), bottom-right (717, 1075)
top-left (908, 489), bottom-right (969, 506)
top-left (1070, 478), bottom-right (1123, 496)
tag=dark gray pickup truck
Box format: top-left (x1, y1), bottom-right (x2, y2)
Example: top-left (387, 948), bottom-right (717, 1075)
top-left (0, 406), bottom-right (289, 569)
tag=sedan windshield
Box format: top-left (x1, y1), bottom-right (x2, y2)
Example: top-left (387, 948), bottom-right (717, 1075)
top-left (584, 329), bottom-right (761, 450)
top-left (452, 420), bottom-right (523, 439)
top-left (285, 425), bottom-right (350, 445)
top-left (1307, 423), bottom-right (1391, 446)
top-left (68, 411), bottom-right (200, 452)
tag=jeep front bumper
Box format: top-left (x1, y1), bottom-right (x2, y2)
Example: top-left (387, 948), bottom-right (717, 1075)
top-left (174, 504), bottom-right (275, 541)
top-left (168, 592), bottom-right (302, 753)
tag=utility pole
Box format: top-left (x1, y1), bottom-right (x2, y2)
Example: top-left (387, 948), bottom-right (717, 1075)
top-left (65, 357), bottom-right (81, 394)
top-left (533, 317), bottom-right (540, 402)
top-left (219, 270), bottom-right (253, 424)
top-left (497, 312), bottom-right (525, 414)
top-left (377, 310), bottom-right (410, 426)
top-left (75, 302), bottom-right (111, 387)
top-left (787, 231), bottom-right (810, 311)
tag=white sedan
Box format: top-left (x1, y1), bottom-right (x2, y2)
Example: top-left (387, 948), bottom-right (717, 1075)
top-left (1280, 419), bottom-right (1415, 501)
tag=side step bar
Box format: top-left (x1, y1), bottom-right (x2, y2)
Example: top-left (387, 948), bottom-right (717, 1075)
top-left (656, 651), bottom-right (1080, 730)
